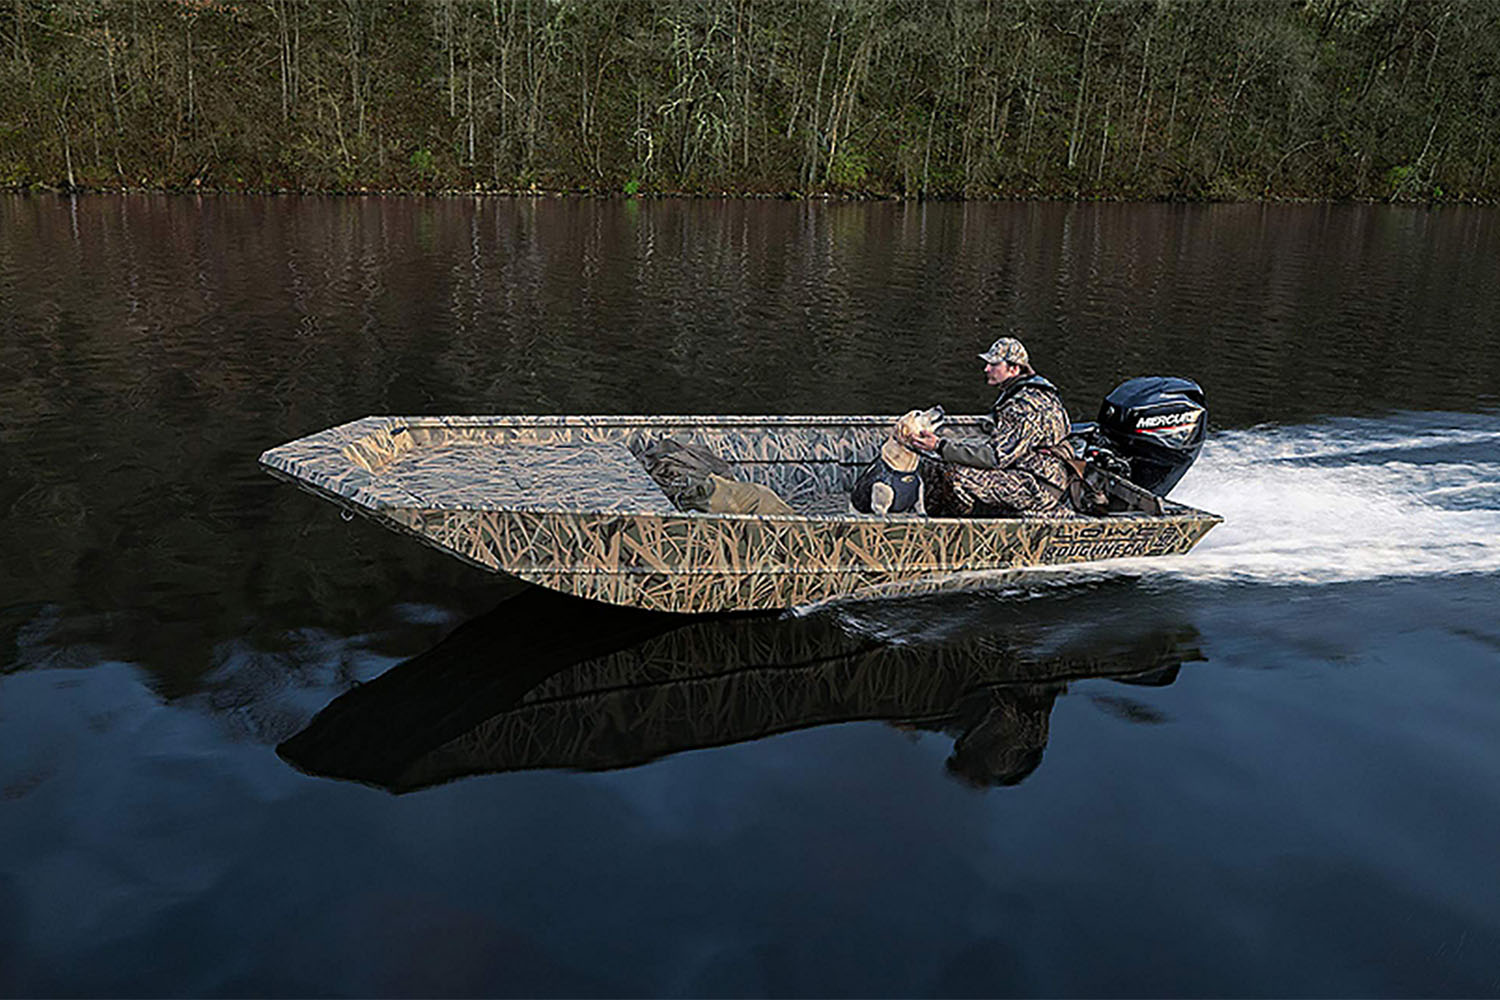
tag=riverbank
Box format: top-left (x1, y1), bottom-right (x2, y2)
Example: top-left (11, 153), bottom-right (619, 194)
top-left (7, 181), bottom-right (1494, 206)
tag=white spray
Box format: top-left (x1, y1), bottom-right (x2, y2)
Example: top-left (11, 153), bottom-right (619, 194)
top-left (1139, 412), bottom-right (1500, 584)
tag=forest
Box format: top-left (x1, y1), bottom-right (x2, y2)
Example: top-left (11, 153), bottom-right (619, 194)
top-left (3, 0), bottom-right (1497, 201)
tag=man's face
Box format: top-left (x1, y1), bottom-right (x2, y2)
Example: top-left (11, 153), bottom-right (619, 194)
top-left (984, 359), bottom-right (1019, 385)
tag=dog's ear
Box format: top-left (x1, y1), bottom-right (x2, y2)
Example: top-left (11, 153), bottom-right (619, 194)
top-left (894, 409), bottom-right (923, 441)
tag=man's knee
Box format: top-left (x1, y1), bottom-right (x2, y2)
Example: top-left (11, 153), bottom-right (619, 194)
top-left (958, 468), bottom-right (1057, 515)
top-left (920, 462), bottom-right (1070, 517)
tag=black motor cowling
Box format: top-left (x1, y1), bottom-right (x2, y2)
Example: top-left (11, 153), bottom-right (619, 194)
top-left (1089, 376), bottom-right (1207, 496)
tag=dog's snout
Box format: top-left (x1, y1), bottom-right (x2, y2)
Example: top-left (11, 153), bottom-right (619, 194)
top-left (895, 405), bottom-right (945, 441)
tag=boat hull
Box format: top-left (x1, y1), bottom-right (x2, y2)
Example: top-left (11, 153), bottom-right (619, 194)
top-left (261, 415), bottom-right (1221, 613)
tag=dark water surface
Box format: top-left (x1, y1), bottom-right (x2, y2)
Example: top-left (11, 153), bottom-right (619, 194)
top-left (3, 195), bottom-right (1500, 997)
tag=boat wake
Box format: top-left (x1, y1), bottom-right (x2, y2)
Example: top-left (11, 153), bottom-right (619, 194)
top-left (821, 411), bottom-right (1500, 624)
top-left (1125, 410), bottom-right (1500, 585)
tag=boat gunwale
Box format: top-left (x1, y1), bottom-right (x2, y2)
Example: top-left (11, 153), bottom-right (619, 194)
top-left (262, 457), bottom-right (1220, 526)
top-left (259, 413), bottom-right (1224, 524)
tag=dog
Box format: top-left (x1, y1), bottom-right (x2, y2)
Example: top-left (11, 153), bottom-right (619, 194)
top-left (850, 406), bottom-right (945, 515)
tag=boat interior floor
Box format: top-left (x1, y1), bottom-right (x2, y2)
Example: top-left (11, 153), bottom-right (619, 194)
top-left (365, 436), bottom-right (1159, 520)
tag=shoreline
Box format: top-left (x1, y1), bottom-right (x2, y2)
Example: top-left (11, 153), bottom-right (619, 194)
top-left (5, 183), bottom-right (1492, 207)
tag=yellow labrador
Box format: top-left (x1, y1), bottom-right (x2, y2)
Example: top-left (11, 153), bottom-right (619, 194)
top-left (851, 406), bottom-right (945, 515)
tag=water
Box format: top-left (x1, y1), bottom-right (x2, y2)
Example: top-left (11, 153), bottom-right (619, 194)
top-left (3, 195), bottom-right (1500, 996)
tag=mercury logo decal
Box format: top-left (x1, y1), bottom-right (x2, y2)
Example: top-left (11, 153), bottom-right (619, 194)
top-left (1134, 409), bottom-right (1203, 436)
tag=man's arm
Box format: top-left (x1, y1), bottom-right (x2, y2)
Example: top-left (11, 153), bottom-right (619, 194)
top-left (982, 407), bottom-right (1035, 467)
top-left (916, 407), bottom-right (1031, 469)
top-left (907, 428), bottom-right (996, 467)
top-left (933, 435), bottom-right (999, 468)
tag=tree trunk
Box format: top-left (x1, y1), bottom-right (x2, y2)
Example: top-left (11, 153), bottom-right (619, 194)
top-left (13, 0), bottom-right (29, 72)
top-left (276, 0), bottom-right (290, 121)
top-left (1067, 2), bottom-right (1102, 171)
top-left (57, 108), bottom-right (76, 190)
top-left (185, 20), bottom-right (195, 126)
top-left (1096, 97), bottom-right (1110, 186)
top-left (1022, 23), bottom-right (1039, 158)
top-left (804, 10), bottom-right (835, 188)
top-left (102, 18), bottom-right (124, 179)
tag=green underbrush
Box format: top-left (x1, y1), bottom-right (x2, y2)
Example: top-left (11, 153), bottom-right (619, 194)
top-left (4, 0), bottom-right (1496, 205)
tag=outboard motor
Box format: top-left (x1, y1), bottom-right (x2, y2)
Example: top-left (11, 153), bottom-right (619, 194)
top-left (1072, 377), bottom-right (1207, 497)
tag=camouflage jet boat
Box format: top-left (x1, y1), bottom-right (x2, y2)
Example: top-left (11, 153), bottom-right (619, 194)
top-left (259, 379), bottom-right (1221, 613)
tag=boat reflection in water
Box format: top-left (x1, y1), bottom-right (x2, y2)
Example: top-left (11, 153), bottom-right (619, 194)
top-left (278, 582), bottom-right (1202, 792)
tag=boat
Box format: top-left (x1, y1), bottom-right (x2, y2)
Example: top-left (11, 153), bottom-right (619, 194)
top-left (258, 379), bottom-right (1221, 613)
top-left (277, 586), bottom-right (1203, 793)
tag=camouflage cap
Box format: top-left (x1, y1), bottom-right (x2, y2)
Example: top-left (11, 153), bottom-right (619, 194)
top-left (978, 336), bottom-right (1029, 367)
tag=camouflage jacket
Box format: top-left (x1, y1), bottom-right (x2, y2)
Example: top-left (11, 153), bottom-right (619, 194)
top-left (936, 374), bottom-right (1072, 489)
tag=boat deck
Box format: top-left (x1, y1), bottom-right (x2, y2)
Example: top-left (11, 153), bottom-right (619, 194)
top-left (376, 439), bottom-right (677, 514)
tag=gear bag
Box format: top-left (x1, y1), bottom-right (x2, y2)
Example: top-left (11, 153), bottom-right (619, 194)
top-left (638, 434), bottom-right (793, 515)
top-left (1037, 444), bottom-right (1112, 515)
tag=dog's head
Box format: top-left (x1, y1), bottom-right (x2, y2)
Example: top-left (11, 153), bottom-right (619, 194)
top-left (893, 405), bottom-right (945, 446)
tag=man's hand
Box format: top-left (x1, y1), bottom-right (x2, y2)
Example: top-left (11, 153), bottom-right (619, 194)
top-left (907, 429), bottom-right (940, 453)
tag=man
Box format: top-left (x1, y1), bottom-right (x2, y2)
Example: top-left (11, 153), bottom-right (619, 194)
top-left (907, 335), bottom-right (1073, 516)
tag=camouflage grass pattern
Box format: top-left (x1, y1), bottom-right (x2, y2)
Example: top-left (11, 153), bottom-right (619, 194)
top-left (927, 374), bottom-right (1073, 513)
top-left (260, 415), bottom-right (1222, 613)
